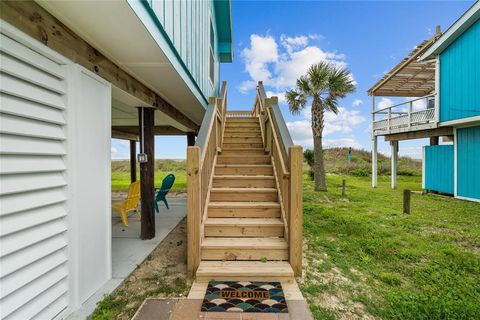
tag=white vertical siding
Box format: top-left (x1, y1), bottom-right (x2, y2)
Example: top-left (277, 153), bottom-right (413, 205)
top-left (0, 32), bottom-right (69, 320)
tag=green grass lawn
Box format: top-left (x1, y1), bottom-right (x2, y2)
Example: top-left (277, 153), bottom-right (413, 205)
top-left (301, 174), bottom-right (480, 319)
top-left (111, 171), bottom-right (186, 192)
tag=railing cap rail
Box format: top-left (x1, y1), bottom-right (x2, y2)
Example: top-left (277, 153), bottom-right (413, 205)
top-left (373, 93), bottom-right (436, 114)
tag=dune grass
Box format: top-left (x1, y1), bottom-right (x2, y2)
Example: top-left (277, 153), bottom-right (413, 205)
top-left (301, 174), bottom-right (480, 319)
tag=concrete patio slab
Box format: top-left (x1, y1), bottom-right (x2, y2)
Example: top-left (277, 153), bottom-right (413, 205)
top-left (67, 195), bottom-right (186, 320)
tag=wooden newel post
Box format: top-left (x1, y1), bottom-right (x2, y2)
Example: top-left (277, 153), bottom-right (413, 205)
top-left (187, 146), bottom-right (201, 276)
top-left (403, 189), bottom-right (411, 214)
top-left (289, 146), bottom-right (303, 277)
top-left (342, 179), bottom-right (346, 196)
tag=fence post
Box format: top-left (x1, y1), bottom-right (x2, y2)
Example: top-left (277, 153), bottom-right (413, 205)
top-left (342, 179), bottom-right (346, 196)
top-left (289, 146), bottom-right (303, 277)
top-left (187, 146), bottom-right (201, 276)
top-left (403, 189), bottom-right (411, 214)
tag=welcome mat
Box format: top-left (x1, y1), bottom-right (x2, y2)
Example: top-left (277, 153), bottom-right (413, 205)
top-left (201, 280), bottom-right (288, 313)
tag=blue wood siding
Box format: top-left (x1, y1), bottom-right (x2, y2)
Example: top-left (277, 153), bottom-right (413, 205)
top-left (457, 126), bottom-right (480, 200)
top-left (142, 0), bottom-right (221, 101)
top-left (440, 19), bottom-right (480, 122)
top-left (424, 145), bottom-right (454, 194)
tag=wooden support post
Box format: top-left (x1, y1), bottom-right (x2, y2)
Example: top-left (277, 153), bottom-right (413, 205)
top-left (289, 146), bottom-right (303, 277)
top-left (430, 136), bottom-right (439, 145)
top-left (187, 132), bottom-right (196, 146)
top-left (130, 140), bottom-right (137, 183)
top-left (372, 136), bottom-right (378, 188)
top-left (403, 189), bottom-right (411, 214)
top-left (371, 95), bottom-right (378, 188)
top-left (187, 146), bottom-right (201, 276)
top-left (391, 140), bottom-right (398, 189)
top-left (342, 179), bottom-right (346, 197)
top-left (138, 107), bottom-right (155, 240)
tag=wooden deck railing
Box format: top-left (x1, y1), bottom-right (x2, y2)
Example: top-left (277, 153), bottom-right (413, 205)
top-left (187, 81), bottom-right (227, 275)
top-left (372, 93), bottom-right (437, 135)
top-left (256, 82), bottom-right (303, 276)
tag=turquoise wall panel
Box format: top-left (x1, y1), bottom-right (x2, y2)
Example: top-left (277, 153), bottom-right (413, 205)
top-left (424, 145), bottom-right (454, 194)
top-left (440, 19), bottom-right (480, 122)
top-left (141, 0), bottom-right (224, 103)
top-left (457, 126), bottom-right (480, 200)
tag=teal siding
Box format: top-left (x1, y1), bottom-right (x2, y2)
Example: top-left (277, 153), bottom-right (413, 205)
top-left (440, 19), bottom-right (480, 122)
top-left (424, 145), bottom-right (454, 194)
top-left (140, 0), bottom-right (230, 103)
top-left (457, 126), bottom-right (480, 200)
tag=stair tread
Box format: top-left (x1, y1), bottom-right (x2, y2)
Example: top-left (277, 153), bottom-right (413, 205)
top-left (208, 202), bottom-right (280, 208)
top-left (197, 261), bottom-right (294, 276)
top-left (202, 237), bottom-right (287, 248)
top-left (211, 187), bottom-right (277, 192)
top-left (205, 218), bottom-right (284, 226)
top-left (216, 164), bottom-right (272, 167)
top-left (213, 175), bottom-right (274, 179)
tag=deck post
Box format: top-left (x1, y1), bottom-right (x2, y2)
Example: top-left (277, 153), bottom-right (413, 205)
top-left (187, 146), bottom-right (201, 276)
top-left (187, 132), bottom-right (196, 146)
top-left (371, 95), bottom-right (378, 188)
top-left (138, 107), bottom-right (155, 240)
top-left (130, 140), bottom-right (137, 183)
top-left (289, 146), bottom-right (303, 277)
top-left (391, 140), bottom-right (398, 189)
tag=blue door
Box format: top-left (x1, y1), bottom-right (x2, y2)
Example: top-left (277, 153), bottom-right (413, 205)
top-left (457, 126), bottom-right (480, 200)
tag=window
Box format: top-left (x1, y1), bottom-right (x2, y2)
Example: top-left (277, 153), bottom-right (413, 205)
top-left (209, 19), bottom-right (215, 85)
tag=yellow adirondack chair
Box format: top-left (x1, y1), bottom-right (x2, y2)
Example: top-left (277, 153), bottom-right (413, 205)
top-left (112, 181), bottom-right (141, 226)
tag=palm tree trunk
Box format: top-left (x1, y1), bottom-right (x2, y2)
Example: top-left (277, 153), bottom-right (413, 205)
top-left (311, 96), bottom-right (327, 191)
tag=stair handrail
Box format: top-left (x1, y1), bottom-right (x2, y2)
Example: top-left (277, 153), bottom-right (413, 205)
top-left (187, 81), bottom-right (227, 275)
top-left (255, 81), bottom-right (303, 277)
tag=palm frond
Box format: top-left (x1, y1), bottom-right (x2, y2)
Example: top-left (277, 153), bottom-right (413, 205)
top-left (286, 89), bottom-right (307, 115)
top-left (328, 65), bottom-right (356, 98)
top-left (307, 62), bottom-right (329, 94)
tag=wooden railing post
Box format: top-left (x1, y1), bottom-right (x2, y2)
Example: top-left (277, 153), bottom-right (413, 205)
top-left (289, 145), bottom-right (303, 277)
top-left (187, 146), bottom-right (201, 276)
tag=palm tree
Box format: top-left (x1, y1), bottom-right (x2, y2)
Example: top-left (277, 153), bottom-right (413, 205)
top-left (286, 61), bottom-right (355, 191)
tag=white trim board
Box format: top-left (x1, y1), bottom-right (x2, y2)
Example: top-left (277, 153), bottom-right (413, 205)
top-left (440, 115), bottom-right (480, 128)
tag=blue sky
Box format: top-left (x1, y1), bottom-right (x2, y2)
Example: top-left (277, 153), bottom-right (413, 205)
top-left (112, 0), bottom-right (473, 160)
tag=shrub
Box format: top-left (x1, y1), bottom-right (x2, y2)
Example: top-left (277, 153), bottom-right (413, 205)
top-left (304, 149), bottom-right (314, 168)
top-left (350, 168), bottom-right (370, 177)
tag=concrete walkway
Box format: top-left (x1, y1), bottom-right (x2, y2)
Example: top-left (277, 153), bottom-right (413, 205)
top-left (67, 195), bottom-right (186, 320)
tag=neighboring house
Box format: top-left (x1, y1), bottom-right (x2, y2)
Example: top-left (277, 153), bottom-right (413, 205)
top-left (0, 1), bottom-right (232, 319)
top-left (368, 2), bottom-right (479, 201)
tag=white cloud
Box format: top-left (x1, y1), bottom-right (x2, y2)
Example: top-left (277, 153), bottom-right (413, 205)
top-left (287, 107), bottom-right (366, 148)
top-left (239, 34), bottom-right (278, 92)
top-left (238, 33), bottom-right (350, 93)
top-left (377, 97), bottom-right (393, 110)
top-left (352, 99), bottom-right (363, 107)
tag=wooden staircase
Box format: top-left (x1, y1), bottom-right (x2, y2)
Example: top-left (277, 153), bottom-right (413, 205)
top-left (197, 116), bottom-right (293, 279)
top-left (187, 81), bottom-right (303, 284)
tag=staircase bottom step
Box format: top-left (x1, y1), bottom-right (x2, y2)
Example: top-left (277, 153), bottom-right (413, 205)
top-left (196, 261), bottom-right (294, 282)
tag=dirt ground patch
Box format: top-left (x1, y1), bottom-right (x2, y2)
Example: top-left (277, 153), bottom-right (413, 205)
top-left (90, 219), bottom-right (190, 320)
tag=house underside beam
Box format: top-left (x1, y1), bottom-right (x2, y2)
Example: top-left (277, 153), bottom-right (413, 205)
top-left (138, 107), bottom-right (155, 240)
top-left (0, 0), bottom-right (199, 131)
top-left (112, 126), bottom-right (187, 138)
top-left (384, 127), bottom-right (453, 142)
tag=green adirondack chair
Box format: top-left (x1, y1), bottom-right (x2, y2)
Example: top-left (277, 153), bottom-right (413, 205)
top-left (154, 174), bottom-right (175, 213)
